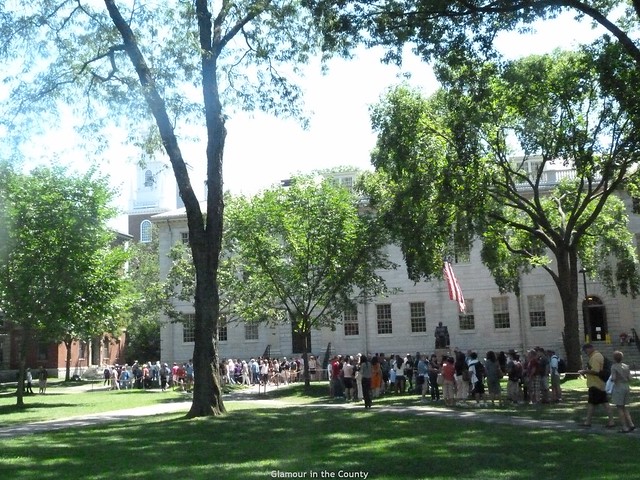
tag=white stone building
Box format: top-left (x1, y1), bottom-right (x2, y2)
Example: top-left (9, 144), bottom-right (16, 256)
top-left (153, 166), bottom-right (640, 365)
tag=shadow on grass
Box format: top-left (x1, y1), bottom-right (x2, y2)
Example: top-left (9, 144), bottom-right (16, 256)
top-left (1, 405), bottom-right (638, 480)
top-left (0, 401), bottom-right (76, 416)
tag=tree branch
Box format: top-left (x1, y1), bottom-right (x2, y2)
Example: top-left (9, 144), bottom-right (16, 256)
top-left (79, 44), bottom-right (126, 82)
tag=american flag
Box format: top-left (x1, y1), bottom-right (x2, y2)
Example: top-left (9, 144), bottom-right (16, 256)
top-left (443, 261), bottom-right (466, 313)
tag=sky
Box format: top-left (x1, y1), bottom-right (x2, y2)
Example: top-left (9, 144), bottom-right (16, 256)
top-left (14, 9), bottom-right (610, 229)
top-left (221, 46), bottom-right (437, 196)
top-left (220, 11), bottom-right (607, 196)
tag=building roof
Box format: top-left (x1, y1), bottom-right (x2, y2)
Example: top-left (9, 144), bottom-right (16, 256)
top-left (150, 201), bottom-right (207, 222)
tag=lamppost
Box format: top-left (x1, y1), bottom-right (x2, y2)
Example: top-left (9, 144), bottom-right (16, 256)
top-left (579, 268), bottom-right (590, 342)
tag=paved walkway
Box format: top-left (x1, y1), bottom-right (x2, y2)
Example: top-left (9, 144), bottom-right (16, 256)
top-left (0, 383), bottom-right (635, 439)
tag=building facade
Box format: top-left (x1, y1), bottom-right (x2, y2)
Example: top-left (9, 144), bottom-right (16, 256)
top-left (155, 168), bottom-right (640, 365)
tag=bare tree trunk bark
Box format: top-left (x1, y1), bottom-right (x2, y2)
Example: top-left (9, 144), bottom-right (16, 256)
top-left (105, 0), bottom-right (227, 417)
top-left (555, 248), bottom-right (583, 372)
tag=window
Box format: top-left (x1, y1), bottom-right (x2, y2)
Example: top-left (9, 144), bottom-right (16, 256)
top-left (528, 295), bottom-right (547, 327)
top-left (218, 316), bottom-right (228, 342)
top-left (244, 323), bottom-right (258, 341)
top-left (459, 299), bottom-right (475, 330)
top-left (340, 176), bottom-right (354, 192)
top-left (140, 220), bottom-right (152, 243)
top-left (492, 297), bottom-right (511, 329)
top-left (181, 232), bottom-right (189, 245)
top-left (144, 170), bottom-right (155, 187)
top-left (183, 314), bottom-right (195, 343)
top-left (410, 302), bottom-right (427, 333)
top-left (376, 304), bottom-right (392, 335)
top-left (37, 342), bottom-right (49, 361)
top-left (453, 242), bottom-right (471, 264)
top-left (78, 341), bottom-right (87, 361)
top-left (330, 175), bottom-right (355, 193)
top-left (343, 306), bottom-right (359, 336)
top-left (452, 232), bottom-right (471, 264)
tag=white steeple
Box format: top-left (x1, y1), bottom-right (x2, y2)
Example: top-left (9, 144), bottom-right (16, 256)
top-left (128, 160), bottom-right (177, 214)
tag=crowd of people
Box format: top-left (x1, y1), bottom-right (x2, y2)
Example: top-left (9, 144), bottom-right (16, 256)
top-left (101, 360), bottom-right (191, 392)
top-left (97, 342), bottom-right (635, 432)
top-left (207, 347), bottom-right (568, 409)
top-left (219, 357), bottom-right (309, 387)
top-left (322, 344), bottom-right (635, 431)
top-left (323, 347), bottom-right (566, 409)
top-left (99, 346), bottom-right (586, 409)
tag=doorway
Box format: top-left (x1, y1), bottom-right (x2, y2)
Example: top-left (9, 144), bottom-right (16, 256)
top-left (583, 296), bottom-right (607, 342)
top-left (291, 322), bottom-right (311, 355)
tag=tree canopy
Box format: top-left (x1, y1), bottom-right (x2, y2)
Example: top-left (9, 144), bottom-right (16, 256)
top-left (227, 174), bottom-right (394, 385)
top-left (363, 49), bottom-right (640, 369)
top-left (0, 1), bottom-right (333, 417)
top-left (0, 165), bottom-right (127, 404)
top-left (306, 1), bottom-right (640, 67)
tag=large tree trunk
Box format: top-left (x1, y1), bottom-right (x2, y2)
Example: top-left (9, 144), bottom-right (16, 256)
top-left (187, 246), bottom-right (226, 417)
top-left (301, 316), bottom-right (312, 389)
top-left (106, 0), bottom-right (227, 417)
top-left (555, 248), bottom-right (583, 372)
top-left (186, 0), bottom-right (228, 417)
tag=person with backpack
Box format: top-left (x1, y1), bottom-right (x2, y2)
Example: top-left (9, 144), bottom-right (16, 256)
top-left (506, 350), bottom-right (523, 404)
top-left (535, 347), bottom-right (550, 404)
top-left (468, 351), bottom-right (486, 406)
top-left (549, 350), bottom-right (563, 403)
top-left (578, 343), bottom-right (614, 428)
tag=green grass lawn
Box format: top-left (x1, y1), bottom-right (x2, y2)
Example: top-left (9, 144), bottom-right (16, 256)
top-left (0, 383), bottom-right (190, 426)
top-left (0, 379), bottom-right (638, 480)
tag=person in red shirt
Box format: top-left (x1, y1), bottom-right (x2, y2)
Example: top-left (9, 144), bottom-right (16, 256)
top-left (176, 364), bottom-right (186, 391)
top-left (142, 363), bottom-right (151, 389)
top-left (441, 356), bottom-right (457, 407)
top-left (330, 356), bottom-right (343, 398)
top-left (171, 362), bottom-right (179, 389)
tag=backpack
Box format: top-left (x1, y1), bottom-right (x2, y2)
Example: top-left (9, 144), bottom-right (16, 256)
top-left (508, 361), bottom-right (523, 382)
top-left (556, 357), bottom-right (567, 374)
top-left (473, 361), bottom-right (485, 381)
top-left (598, 356), bottom-right (612, 382)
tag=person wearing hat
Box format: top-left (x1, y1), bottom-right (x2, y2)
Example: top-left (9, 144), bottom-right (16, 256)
top-left (578, 343), bottom-right (614, 428)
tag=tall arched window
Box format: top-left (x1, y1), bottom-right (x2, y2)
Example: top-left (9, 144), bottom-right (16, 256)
top-left (140, 220), bottom-right (152, 243)
top-left (144, 170), bottom-right (155, 187)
